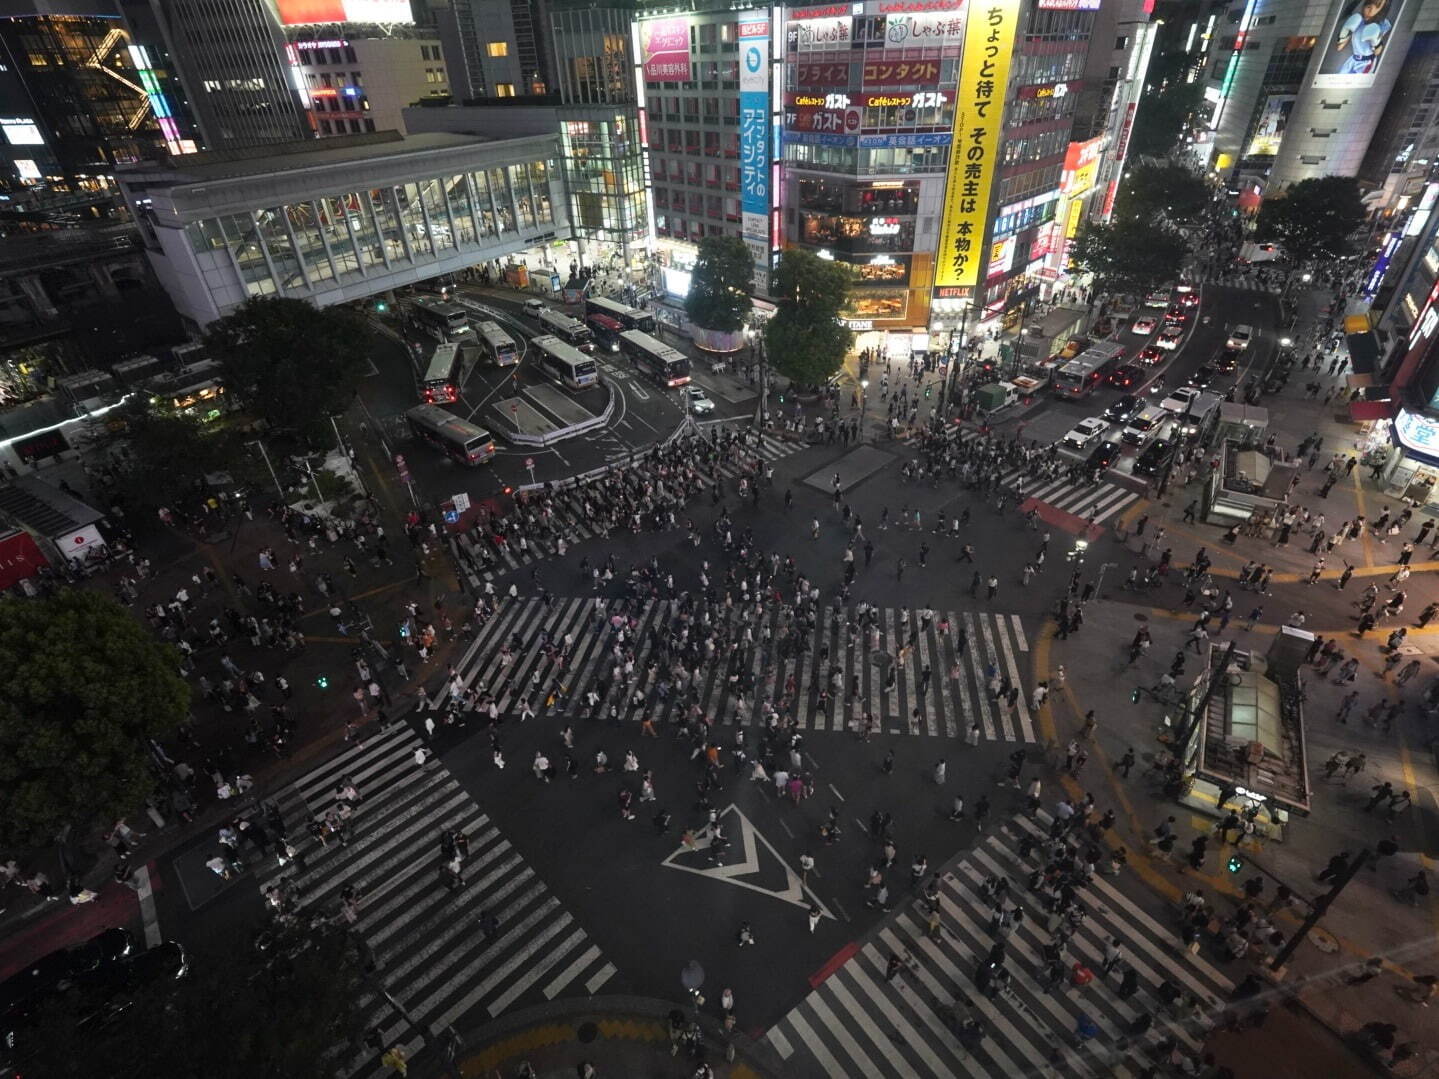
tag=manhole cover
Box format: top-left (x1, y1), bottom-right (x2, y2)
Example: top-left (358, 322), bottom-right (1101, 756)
top-left (577, 1021), bottom-right (599, 1043)
top-left (1309, 929), bottom-right (1340, 954)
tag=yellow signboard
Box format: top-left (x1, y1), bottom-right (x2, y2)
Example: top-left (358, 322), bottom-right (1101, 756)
top-left (933, 0), bottom-right (1023, 290)
top-left (1064, 198), bottom-right (1085, 240)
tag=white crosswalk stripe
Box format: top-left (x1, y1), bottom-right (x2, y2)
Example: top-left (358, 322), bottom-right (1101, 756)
top-left (454, 432), bottom-right (801, 585)
top-left (762, 811), bottom-right (1234, 1078)
top-left (438, 597), bottom-right (1036, 740)
top-left (252, 723), bottom-right (616, 1077)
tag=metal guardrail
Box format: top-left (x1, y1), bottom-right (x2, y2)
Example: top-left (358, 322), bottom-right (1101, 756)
top-left (491, 381), bottom-right (617, 448)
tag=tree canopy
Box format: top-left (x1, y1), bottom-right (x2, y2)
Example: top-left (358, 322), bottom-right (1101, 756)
top-left (1070, 217), bottom-right (1191, 296)
top-left (11, 927), bottom-right (369, 1079)
top-left (684, 235), bottom-right (753, 332)
top-left (1116, 163), bottom-right (1210, 227)
top-left (764, 250), bottom-right (853, 386)
top-left (108, 399), bottom-right (237, 514)
top-left (0, 590), bottom-right (189, 846)
top-left (1256, 175), bottom-right (1367, 263)
top-left (204, 296), bottom-right (373, 440)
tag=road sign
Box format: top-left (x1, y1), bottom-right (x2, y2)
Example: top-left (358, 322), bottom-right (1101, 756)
top-left (511, 402), bottom-right (518, 413)
top-left (394, 453), bottom-right (410, 484)
top-left (524, 457), bottom-right (534, 470)
top-left (452, 492), bottom-right (470, 513)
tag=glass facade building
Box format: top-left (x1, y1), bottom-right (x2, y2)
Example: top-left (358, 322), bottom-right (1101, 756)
top-left (118, 131), bottom-right (566, 328)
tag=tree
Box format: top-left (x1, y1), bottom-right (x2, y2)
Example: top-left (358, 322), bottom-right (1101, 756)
top-left (764, 250), bottom-right (853, 386)
top-left (0, 590), bottom-right (188, 846)
top-left (1116, 163), bottom-right (1210, 227)
top-left (108, 400), bottom-right (237, 514)
top-left (684, 235), bottom-right (753, 333)
top-left (1255, 175), bottom-right (1367, 263)
top-left (203, 297), bottom-right (373, 440)
top-left (12, 927), bottom-right (369, 1079)
top-left (1070, 218), bottom-right (1190, 296)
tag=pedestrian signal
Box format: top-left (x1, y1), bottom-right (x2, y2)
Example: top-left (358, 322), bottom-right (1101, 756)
top-left (1227, 855), bottom-right (1244, 874)
top-left (1130, 687), bottom-right (1142, 704)
top-left (316, 675), bottom-right (329, 689)
top-left (374, 300), bottom-right (388, 313)
top-left (925, 385), bottom-right (932, 398)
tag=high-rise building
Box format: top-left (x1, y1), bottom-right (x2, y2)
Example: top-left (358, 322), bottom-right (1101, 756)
top-left (0, 0), bottom-right (201, 194)
top-left (430, 0), bottom-right (551, 100)
top-left (287, 33), bottom-right (452, 138)
top-left (1205, 0), bottom-right (1439, 192)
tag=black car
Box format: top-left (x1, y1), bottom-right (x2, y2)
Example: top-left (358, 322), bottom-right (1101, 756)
top-left (1215, 347), bottom-right (1240, 374)
top-left (1186, 365), bottom-right (1218, 389)
top-left (1109, 363), bottom-right (1144, 390)
top-left (1135, 439), bottom-right (1175, 476)
top-left (1086, 440), bottom-right (1122, 471)
top-left (0, 929), bottom-right (132, 1012)
top-left (1103, 394), bottom-right (1142, 423)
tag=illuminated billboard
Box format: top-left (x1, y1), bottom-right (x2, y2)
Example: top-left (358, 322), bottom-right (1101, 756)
top-left (273, 0), bottom-right (413, 26)
top-left (639, 17), bottom-right (692, 81)
top-left (1246, 94), bottom-right (1294, 156)
top-left (1313, 0), bottom-right (1406, 89)
top-left (934, 0), bottom-right (1020, 290)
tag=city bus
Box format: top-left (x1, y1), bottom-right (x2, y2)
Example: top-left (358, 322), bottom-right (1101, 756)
top-left (475, 321), bottom-right (520, 367)
top-left (404, 404), bottom-right (496, 465)
top-left (531, 334), bottom-right (599, 390)
top-left (420, 342), bottom-right (463, 403)
top-left (409, 295), bottom-right (470, 339)
top-left (536, 307), bottom-right (593, 351)
top-left (1052, 342), bottom-right (1125, 400)
top-left (585, 313), bottom-right (625, 353)
top-left (584, 295), bottom-right (655, 334)
top-left (619, 329), bottom-right (691, 388)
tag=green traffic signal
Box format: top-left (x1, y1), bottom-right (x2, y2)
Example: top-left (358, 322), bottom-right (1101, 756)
top-left (316, 675), bottom-right (329, 689)
top-left (1227, 855), bottom-right (1244, 873)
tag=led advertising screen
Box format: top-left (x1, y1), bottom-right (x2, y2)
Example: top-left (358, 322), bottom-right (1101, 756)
top-left (273, 0), bottom-right (413, 26)
top-left (1313, 0), bottom-right (1406, 89)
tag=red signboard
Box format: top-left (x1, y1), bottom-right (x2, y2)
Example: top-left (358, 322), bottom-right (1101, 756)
top-left (0, 529), bottom-right (47, 591)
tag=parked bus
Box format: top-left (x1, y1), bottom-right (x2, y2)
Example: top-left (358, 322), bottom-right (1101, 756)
top-left (420, 342), bottom-right (462, 403)
top-left (585, 313), bottom-right (625, 353)
top-left (584, 295), bottom-right (655, 334)
top-left (409, 295), bottom-right (470, 339)
top-left (404, 404), bottom-right (496, 465)
top-left (619, 329), bottom-right (690, 388)
top-left (531, 334), bottom-right (599, 390)
top-left (536, 307), bottom-right (593, 351)
top-left (1052, 342), bottom-right (1125, 400)
top-left (475, 321), bottom-right (519, 367)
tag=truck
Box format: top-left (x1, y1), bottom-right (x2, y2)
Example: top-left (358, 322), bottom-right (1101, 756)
top-left (975, 381), bottom-right (1021, 413)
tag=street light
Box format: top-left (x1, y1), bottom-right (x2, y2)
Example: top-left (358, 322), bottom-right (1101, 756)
top-left (1279, 336), bottom-right (1293, 348)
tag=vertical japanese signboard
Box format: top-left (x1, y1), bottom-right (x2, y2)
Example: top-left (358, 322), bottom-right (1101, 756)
top-left (739, 14), bottom-right (771, 291)
top-left (934, 0), bottom-right (1021, 291)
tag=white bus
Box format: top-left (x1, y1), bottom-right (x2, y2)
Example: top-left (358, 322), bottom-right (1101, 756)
top-left (619, 329), bottom-right (691, 387)
top-left (531, 334), bottom-right (599, 390)
top-left (404, 404), bottom-right (496, 465)
top-left (475, 321), bottom-right (520, 367)
top-left (536, 307), bottom-right (593, 351)
top-left (409, 295), bottom-right (470, 339)
top-left (584, 295), bottom-right (656, 334)
top-left (420, 342), bottom-right (462, 403)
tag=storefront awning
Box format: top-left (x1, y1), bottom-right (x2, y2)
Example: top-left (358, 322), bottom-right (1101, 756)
top-left (1349, 399), bottom-right (1395, 421)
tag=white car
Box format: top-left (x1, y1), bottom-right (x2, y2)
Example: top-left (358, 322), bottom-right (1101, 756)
top-left (1144, 290), bottom-right (1171, 308)
top-left (1131, 315), bottom-right (1158, 335)
top-left (686, 386), bottom-right (715, 414)
top-left (1061, 417), bottom-right (1110, 450)
top-left (1160, 386), bottom-right (1200, 413)
top-left (1156, 326), bottom-right (1184, 350)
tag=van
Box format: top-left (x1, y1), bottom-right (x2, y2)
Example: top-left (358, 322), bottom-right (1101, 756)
top-left (1226, 324), bottom-right (1254, 350)
top-left (523, 298), bottom-right (545, 318)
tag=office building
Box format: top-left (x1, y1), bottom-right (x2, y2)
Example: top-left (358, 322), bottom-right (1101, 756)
top-left (288, 34), bottom-right (452, 138)
top-left (1205, 0), bottom-right (1439, 192)
top-left (117, 130), bottom-right (567, 328)
top-left (430, 0), bottom-right (552, 100)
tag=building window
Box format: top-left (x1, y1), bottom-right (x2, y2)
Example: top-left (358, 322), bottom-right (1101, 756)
top-left (495, 83), bottom-right (515, 97)
top-left (487, 41), bottom-right (509, 57)
top-left (319, 119), bottom-right (332, 135)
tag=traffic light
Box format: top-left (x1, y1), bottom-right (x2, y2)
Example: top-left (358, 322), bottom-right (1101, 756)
top-left (925, 385), bottom-right (932, 398)
top-left (1130, 687), bottom-right (1142, 704)
top-left (1227, 855), bottom-right (1244, 874)
top-left (374, 300), bottom-right (388, 313)
top-left (316, 674), bottom-right (330, 689)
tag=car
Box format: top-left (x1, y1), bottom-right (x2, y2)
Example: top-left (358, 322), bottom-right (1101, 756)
top-left (1131, 316), bottom-right (1158, 335)
top-left (0, 929), bottom-right (133, 1012)
top-left (1178, 289), bottom-right (1200, 306)
top-left (1186, 365), bottom-right (1218, 390)
top-left (1215, 347), bottom-right (1240, 374)
top-left (1165, 305), bottom-right (1189, 322)
top-left (1121, 406), bottom-right (1166, 446)
top-left (1160, 385), bottom-right (1201, 413)
top-left (1144, 290), bottom-right (1171, 307)
top-left (1138, 345), bottom-right (1166, 366)
top-left (1103, 394), bottom-right (1142, 423)
top-left (522, 298), bottom-right (545, 317)
top-left (1135, 438), bottom-right (1176, 476)
top-left (1108, 363), bottom-right (1144, 390)
top-left (1085, 440), bottom-right (1122, 471)
top-left (685, 386), bottom-right (715, 414)
top-left (1061, 417), bottom-right (1110, 450)
top-left (1156, 326), bottom-right (1184, 349)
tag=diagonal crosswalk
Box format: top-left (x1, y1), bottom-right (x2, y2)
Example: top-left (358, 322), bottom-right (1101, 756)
top-left (253, 723), bottom-right (616, 1076)
top-left (439, 596), bottom-right (1037, 740)
top-left (454, 431), bottom-right (801, 585)
top-left (762, 811), bottom-right (1234, 1078)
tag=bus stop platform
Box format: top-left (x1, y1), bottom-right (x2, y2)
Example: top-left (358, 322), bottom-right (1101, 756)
top-left (801, 445), bottom-right (895, 494)
top-left (525, 384), bottom-right (596, 426)
top-left (489, 398), bottom-right (558, 439)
